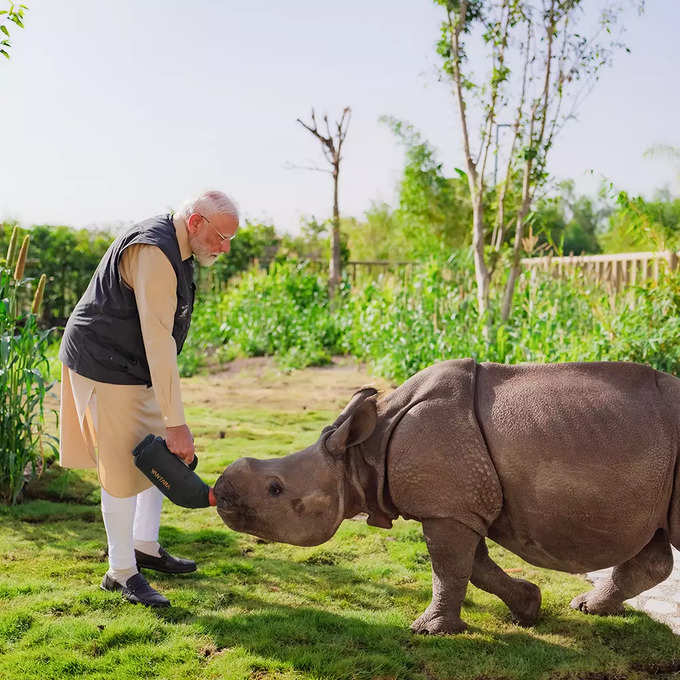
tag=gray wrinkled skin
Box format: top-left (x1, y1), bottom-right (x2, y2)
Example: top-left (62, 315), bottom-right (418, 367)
top-left (214, 359), bottom-right (680, 635)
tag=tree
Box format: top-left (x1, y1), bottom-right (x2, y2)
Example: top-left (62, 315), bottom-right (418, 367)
top-left (531, 180), bottom-right (609, 255)
top-left (1, 2), bottom-right (27, 60)
top-left (296, 107), bottom-right (351, 298)
top-left (278, 215), bottom-right (350, 267)
top-left (381, 117), bottom-right (471, 257)
top-left (435, 0), bottom-right (637, 322)
top-left (344, 202), bottom-right (403, 261)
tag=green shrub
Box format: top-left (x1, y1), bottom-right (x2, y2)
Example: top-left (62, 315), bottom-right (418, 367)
top-left (184, 253), bottom-right (680, 382)
top-left (0, 229), bottom-right (56, 505)
top-left (181, 262), bottom-right (344, 376)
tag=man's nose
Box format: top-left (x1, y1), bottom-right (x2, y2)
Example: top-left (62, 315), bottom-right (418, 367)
top-left (220, 239), bottom-right (231, 254)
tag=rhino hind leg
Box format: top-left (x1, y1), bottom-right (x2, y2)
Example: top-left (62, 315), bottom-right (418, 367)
top-left (411, 518), bottom-right (480, 635)
top-left (470, 539), bottom-right (542, 626)
top-left (570, 529), bottom-right (673, 616)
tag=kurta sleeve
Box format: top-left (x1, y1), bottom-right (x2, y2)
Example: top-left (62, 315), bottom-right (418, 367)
top-left (119, 244), bottom-right (186, 427)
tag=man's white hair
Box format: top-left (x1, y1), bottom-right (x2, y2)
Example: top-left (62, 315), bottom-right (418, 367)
top-left (180, 190), bottom-right (239, 222)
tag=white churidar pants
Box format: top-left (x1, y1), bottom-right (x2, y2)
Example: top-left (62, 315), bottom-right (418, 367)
top-left (101, 486), bottom-right (164, 572)
top-left (88, 390), bottom-right (164, 580)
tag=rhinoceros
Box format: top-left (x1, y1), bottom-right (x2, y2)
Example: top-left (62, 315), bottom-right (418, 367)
top-left (213, 359), bottom-right (680, 635)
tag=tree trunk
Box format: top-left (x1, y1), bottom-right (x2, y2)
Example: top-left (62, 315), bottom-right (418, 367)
top-left (472, 196), bottom-right (490, 318)
top-left (500, 161), bottom-right (532, 321)
top-left (329, 167), bottom-right (342, 299)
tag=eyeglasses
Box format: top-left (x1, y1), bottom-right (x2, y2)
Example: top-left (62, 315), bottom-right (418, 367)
top-left (198, 214), bottom-right (237, 242)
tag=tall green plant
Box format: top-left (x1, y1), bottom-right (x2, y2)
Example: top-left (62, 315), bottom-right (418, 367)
top-left (0, 228), bottom-right (55, 504)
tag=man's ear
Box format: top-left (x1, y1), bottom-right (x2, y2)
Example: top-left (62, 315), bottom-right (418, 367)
top-left (326, 398), bottom-right (377, 456)
top-left (186, 213), bottom-right (202, 234)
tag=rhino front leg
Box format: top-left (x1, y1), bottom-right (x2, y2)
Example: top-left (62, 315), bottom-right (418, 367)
top-left (571, 529), bottom-right (673, 616)
top-left (411, 518), bottom-right (480, 635)
top-left (470, 539), bottom-right (541, 626)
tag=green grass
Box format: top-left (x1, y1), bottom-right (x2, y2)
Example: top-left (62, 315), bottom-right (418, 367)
top-left (2, 373), bottom-right (680, 679)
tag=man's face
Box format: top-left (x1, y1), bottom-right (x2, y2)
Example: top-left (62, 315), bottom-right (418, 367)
top-left (187, 213), bottom-right (239, 266)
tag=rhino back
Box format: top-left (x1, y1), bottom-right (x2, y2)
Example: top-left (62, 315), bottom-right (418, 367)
top-left (476, 361), bottom-right (678, 572)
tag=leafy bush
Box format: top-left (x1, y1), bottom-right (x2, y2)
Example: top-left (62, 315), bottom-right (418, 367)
top-left (600, 191), bottom-right (680, 253)
top-left (0, 229), bottom-right (56, 505)
top-left (181, 252), bottom-right (680, 382)
top-left (180, 262), bottom-right (344, 376)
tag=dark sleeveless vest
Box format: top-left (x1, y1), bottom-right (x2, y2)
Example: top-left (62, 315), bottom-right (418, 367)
top-left (59, 214), bottom-right (195, 386)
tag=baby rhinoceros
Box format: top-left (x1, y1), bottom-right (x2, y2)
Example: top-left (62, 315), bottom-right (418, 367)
top-left (213, 359), bottom-right (680, 635)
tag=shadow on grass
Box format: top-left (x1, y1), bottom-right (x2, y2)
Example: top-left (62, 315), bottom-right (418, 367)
top-left (157, 596), bottom-right (680, 680)
top-left (4, 507), bottom-right (680, 679)
top-left (0, 503), bottom-right (238, 557)
top-left (140, 533), bottom-right (680, 680)
top-left (23, 465), bottom-right (100, 505)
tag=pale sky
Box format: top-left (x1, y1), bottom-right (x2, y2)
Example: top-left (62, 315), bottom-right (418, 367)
top-left (1, 1), bottom-right (679, 234)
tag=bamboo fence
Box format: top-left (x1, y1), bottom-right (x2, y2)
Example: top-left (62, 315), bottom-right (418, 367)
top-left (199, 252), bottom-right (679, 297)
top-left (520, 251), bottom-right (679, 292)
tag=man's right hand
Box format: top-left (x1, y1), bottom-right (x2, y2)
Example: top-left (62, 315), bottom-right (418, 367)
top-left (165, 424), bottom-right (195, 464)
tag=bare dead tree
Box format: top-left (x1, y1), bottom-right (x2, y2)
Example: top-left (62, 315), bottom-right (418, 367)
top-left (296, 106), bottom-right (351, 298)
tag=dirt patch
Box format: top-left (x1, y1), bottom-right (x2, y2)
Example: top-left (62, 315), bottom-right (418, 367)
top-left (181, 356), bottom-right (394, 412)
top-left (43, 357), bottom-right (394, 436)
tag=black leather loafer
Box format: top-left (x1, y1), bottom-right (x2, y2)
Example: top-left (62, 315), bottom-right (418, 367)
top-left (100, 572), bottom-right (170, 608)
top-left (135, 546), bottom-right (197, 574)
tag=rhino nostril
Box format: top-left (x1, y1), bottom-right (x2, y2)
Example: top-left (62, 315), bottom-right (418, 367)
top-left (214, 478), bottom-right (239, 508)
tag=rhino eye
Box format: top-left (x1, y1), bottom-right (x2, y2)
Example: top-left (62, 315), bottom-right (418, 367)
top-left (269, 481), bottom-right (283, 497)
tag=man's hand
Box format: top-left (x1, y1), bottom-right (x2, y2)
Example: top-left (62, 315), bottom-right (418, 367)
top-left (165, 424), bottom-right (195, 464)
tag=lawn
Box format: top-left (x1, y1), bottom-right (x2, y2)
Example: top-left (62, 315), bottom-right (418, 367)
top-left (1, 358), bottom-right (680, 680)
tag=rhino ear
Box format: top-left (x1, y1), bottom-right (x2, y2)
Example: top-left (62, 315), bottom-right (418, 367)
top-left (332, 387), bottom-right (378, 429)
top-left (326, 398), bottom-right (377, 456)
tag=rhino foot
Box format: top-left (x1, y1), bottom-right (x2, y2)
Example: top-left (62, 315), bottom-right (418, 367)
top-left (570, 591), bottom-right (625, 616)
top-left (509, 580), bottom-right (542, 626)
top-left (410, 606), bottom-right (467, 636)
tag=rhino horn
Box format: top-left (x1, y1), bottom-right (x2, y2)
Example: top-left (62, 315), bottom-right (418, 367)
top-left (325, 390), bottom-right (378, 456)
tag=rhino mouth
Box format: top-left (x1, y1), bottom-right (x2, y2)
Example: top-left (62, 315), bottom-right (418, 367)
top-left (216, 502), bottom-right (258, 530)
top-left (214, 478), bottom-right (258, 528)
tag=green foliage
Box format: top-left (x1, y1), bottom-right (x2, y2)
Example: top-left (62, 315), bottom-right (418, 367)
top-left (182, 255), bottom-right (680, 382)
top-left (601, 191), bottom-right (680, 253)
top-left (602, 277), bottom-right (680, 375)
top-left (344, 202), bottom-right (404, 261)
top-left (531, 180), bottom-right (609, 255)
top-left (180, 262), bottom-right (345, 376)
top-left (0, 223), bottom-right (114, 325)
top-left (0, 228), bottom-right (56, 505)
top-left (346, 263), bottom-right (680, 381)
top-left (379, 116), bottom-right (471, 257)
top-left (0, 2), bottom-right (27, 60)
top-left (277, 216), bottom-right (350, 269)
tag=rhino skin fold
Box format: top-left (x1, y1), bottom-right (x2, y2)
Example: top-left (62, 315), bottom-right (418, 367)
top-left (133, 434), bottom-right (216, 508)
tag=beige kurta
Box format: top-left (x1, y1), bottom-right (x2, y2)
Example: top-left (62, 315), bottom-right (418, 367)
top-left (59, 217), bottom-right (193, 497)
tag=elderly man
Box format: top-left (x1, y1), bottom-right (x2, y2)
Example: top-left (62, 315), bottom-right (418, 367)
top-left (59, 190), bottom-right (239, 607)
